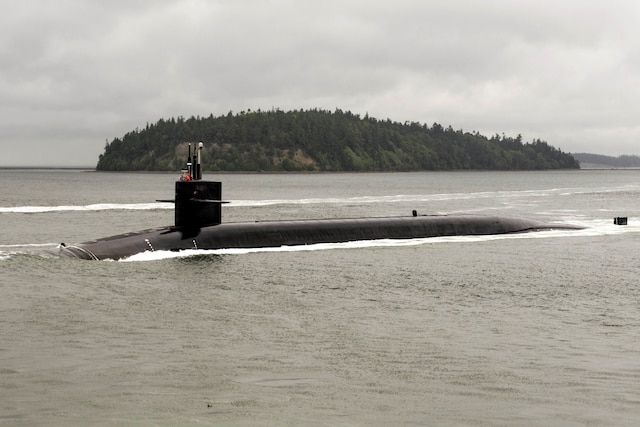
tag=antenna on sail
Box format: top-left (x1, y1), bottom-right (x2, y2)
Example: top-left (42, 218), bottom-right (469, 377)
top-left (180, 143), bottom-right (193, 181)
top-left (195, 142), bottom-right (203, 180)
top-left (187, 143), bottom-right (193, 178)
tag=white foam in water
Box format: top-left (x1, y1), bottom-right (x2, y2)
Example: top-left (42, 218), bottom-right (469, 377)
top-left (229, 189), bottom-right (553, 207)
top-left (0, 203), bottom-right (172, 214)
top-left (228, 185), bottom-right (640, 208)
top-left (119, 219), bottom-right (640, 262)
top-left (2, 185), bottom-right (632, 213)
top-left (0, 243), bottom-right (59, 248)
top-left (121, 241), bottom-right (396, 262)
top-left (0, 243), bottom-right (60, 261)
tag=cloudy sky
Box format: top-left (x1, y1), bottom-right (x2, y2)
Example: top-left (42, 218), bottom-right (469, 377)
top-left (2, 0), bottom-right (639, 166)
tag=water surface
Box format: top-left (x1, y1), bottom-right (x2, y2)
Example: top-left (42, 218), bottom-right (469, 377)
top-left (1, 170), bottom-right (639, 425)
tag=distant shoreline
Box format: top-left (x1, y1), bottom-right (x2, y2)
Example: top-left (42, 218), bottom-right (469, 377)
top-left (0, 166), bottom-right (95, 171)
top-left (578, 164), bottom-right (640, 170)
top-left (3, 166), bottom-right (640, 172)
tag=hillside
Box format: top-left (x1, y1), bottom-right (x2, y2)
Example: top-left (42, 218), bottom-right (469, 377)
top-left (571, 153), bottom-right (640, 169)
top-left (96, 109), bottom-right (579, 172)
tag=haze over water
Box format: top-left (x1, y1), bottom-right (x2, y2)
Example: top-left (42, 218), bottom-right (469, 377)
top-left (1, 170), bottom-right (640, 425)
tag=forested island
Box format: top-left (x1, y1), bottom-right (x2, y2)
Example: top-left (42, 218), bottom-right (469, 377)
top-left (96, 109), bottom-right (579, 172)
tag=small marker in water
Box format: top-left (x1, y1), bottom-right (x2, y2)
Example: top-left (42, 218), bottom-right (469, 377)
top-left (614, 217), bottom-right (628, 225)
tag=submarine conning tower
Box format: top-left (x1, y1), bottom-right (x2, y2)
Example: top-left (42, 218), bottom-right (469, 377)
top-left (173, 142), bottom-right (226, 228)
top-left (175, 180), bottom-right (223, 228)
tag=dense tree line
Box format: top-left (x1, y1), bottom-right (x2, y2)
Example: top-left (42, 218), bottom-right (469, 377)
top-left (96, 109), bottom-right (579, 172)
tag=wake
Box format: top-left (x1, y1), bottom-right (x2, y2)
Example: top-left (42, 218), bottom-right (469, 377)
top-left (0, 203), bottom-right (173, 214)
top-left (3, 184), bottom-right (638, 214)
top-left (0, 243), bottom-right (59, 261)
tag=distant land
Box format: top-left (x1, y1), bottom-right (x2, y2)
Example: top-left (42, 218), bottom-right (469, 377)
top-left (571, 153), bottom-right (640, 169)
top-left (97, 108), bottom-right (579, 172)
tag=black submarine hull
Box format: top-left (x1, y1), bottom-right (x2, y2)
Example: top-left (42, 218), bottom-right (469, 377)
top-left (57, 150), bottom-right (582, 261)
top-left (57, 214), bottom-right (580, 260)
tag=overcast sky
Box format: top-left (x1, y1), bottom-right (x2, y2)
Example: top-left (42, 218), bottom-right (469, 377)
top-left (2, 0), bottom-right (639, 166)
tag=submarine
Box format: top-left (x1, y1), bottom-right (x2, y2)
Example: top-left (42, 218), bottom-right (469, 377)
top-left (58, 142), bottom-right (582, 260)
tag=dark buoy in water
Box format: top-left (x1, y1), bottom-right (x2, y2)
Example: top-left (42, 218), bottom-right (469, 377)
top-left (614, 217), bottom-right (628, 225)
top-left (56, 142), bottom-right (584, 260)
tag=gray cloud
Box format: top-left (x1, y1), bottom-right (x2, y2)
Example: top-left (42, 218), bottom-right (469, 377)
top-left (1, 0), bottom-right (639, 166)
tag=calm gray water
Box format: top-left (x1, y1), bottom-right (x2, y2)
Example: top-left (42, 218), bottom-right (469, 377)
top-left (1, 170), bottom-right (640, 426)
